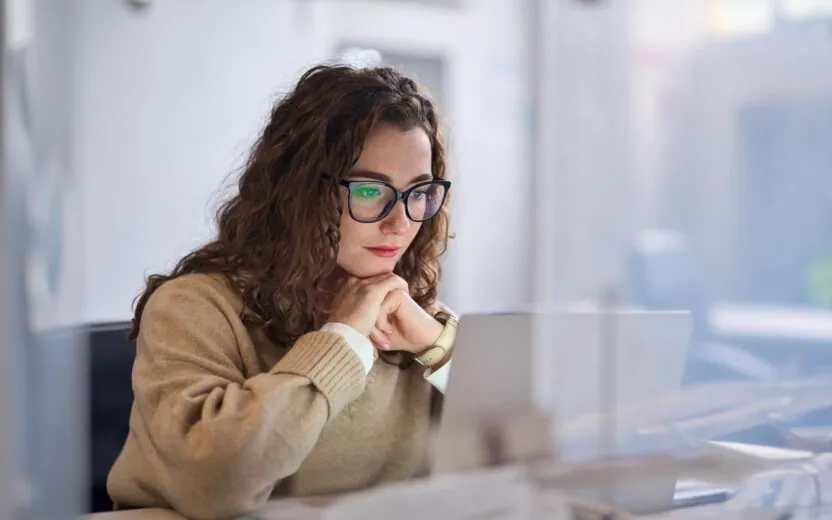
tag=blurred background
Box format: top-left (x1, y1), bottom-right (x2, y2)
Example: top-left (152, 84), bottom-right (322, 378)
top-left (3, 0), bottom-right (832, 517)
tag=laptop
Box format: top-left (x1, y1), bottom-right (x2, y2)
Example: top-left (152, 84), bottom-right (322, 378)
top-left (429, 309), bottom-right (693, 513)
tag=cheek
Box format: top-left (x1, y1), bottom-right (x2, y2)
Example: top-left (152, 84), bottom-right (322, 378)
top-left (404, 223), bottom-right (423, 246)
top-left (337, 215), bottom-right (376, 254)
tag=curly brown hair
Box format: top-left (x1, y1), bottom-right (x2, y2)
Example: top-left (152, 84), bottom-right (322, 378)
top-left (129, 64), bottom-right (451, 349)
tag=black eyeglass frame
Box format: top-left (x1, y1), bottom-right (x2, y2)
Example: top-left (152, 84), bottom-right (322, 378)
top-left (338, 179), bottom-right (452, 223)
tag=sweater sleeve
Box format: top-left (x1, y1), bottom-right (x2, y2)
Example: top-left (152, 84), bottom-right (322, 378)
top-left (126, 279), bottom-right (366, 519)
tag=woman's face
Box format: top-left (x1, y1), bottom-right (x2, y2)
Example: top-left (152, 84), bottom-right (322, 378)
top-left (336, 123), bottom-right (433, 278)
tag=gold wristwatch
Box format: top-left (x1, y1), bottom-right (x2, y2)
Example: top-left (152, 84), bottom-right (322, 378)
top-left (414, 311), bottom-right (458, 369)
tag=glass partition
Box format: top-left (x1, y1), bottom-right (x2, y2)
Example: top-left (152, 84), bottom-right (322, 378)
top-left (2, 0), bottom-right (87, 518)
top-left (534, 0), bottom-right (832, 459)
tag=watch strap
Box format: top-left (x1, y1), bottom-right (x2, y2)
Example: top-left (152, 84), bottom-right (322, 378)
top-left (415, 312), bottom-right (458, 368)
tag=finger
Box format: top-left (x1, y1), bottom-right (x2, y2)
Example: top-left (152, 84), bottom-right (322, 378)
top-left (375, 274), bottom-right (408, 295)
top-left (377, 290), bottom-right (405, 333)
top-left (373, 346), bottom-right (379, 362)
top-left (370, 327), bottom-right (391, 350)
top-left (359, 274), bottom-right (407, 310)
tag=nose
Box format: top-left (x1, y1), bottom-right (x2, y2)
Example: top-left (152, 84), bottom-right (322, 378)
top-left (380, 199), bottom-right (411, 235)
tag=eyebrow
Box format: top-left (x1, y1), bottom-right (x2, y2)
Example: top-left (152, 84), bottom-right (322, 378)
top-left (348, 169), bottom-right (433, 186)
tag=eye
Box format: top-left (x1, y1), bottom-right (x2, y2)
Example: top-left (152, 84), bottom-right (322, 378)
top-left (353, 186), bottom-right (383, 199)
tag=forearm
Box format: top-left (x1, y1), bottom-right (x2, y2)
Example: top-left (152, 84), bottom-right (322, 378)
top-left (134, 332), bottom-right (366, 519)
top-left (323, 321), bottom-right (454, 395)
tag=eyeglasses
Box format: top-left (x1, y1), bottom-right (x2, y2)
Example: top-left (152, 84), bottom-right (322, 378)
top-left (339, 179), bottom-right (451, 223)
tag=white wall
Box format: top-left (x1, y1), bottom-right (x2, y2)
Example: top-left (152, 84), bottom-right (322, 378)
top-left (534, 0), bottom-right (634, 305)
top-left (74, 0), bottom-right (531, 323)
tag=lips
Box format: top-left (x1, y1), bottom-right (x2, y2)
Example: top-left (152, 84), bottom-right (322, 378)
top-left (365, 246), bottom-right (401, 258)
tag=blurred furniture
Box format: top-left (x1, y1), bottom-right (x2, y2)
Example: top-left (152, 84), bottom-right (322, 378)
top-left (627, 230), bottom-right (832, 447)
top-left (629, 230), bottom-right (832, 381)
top-left (710, 302), bottom-right (832, 378)
top-left (628, 231), bottom-right (712, 341)
top-left (89, 323), bottom-right (136, 513)
top-left (83, 509), bottom-right (183, 520)
top-left (628, 230), bottom-right (782, 385)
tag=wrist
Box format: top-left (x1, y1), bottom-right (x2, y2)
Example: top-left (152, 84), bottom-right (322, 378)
top-left (419, 317), bottom-right (445, 350)
top-left (401, 300), bottom-right (445, 350)
top-left (413, 311), bottom-right (458, 369)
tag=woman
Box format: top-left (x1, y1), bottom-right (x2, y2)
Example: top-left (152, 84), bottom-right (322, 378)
top-left (107, 64), bottom-right (457, 519)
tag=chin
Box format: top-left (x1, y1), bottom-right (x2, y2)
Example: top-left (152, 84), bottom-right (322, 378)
top-left (340, 261), bottom-right (397, 279)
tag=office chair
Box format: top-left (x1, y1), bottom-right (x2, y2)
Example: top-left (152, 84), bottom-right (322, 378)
top-left (88, 322), bottom-right (135, 513)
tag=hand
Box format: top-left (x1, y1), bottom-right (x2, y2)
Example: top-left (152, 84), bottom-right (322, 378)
top-left (372, 287), bottom-right (444, 355)
top-left (328, 273), bottom-right (409, 338)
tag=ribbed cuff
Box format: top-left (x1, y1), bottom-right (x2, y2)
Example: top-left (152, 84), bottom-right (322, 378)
top-left (272, 332), bottom-right (367, 419)
top-left (319, 322), bottom-right (375, 374)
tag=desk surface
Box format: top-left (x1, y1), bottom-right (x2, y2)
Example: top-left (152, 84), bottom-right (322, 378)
top-left (84, 510), bottom-right (184, 520)
top-left (84, 441), bottom-right (817, 520)
top-left (710, 303), bottom-right (832, 343)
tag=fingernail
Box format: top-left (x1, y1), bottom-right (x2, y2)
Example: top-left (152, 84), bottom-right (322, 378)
top-left (380, 342), bottom-right (391, 350)
top-left (384, 329), bottom-right (393, 335)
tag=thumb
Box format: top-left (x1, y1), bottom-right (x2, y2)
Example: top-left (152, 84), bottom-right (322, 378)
top-left (377, 290), bottom-right (404, 333)
top-left (376, 313), bottom-right (393, 335)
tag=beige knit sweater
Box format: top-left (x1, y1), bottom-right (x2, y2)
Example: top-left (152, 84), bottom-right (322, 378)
top-left (107, 274), bottom-right (439, 520)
